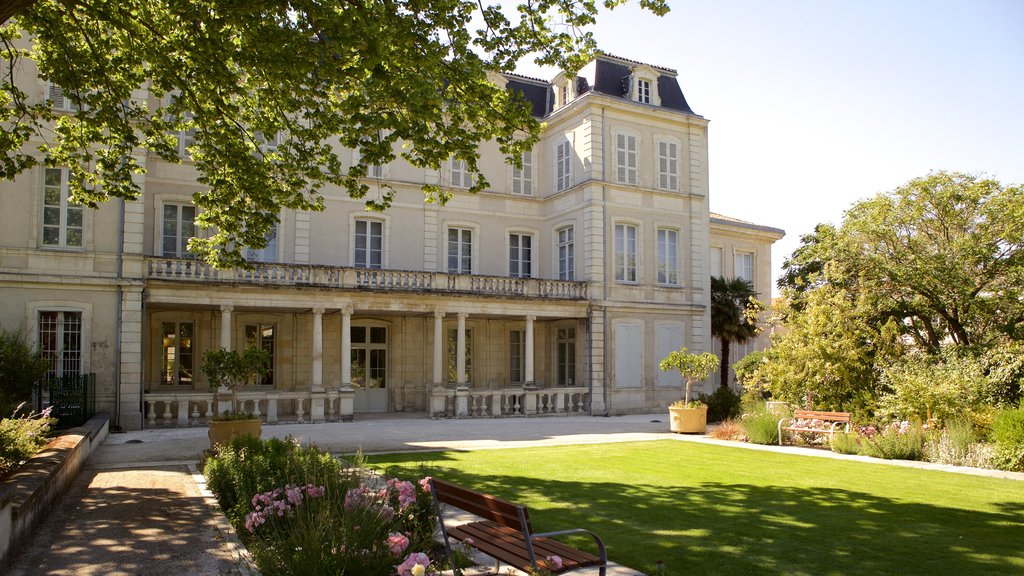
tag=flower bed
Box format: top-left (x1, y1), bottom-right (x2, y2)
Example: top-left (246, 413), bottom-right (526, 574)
top-left (203, 436), bottom-right (442, 575)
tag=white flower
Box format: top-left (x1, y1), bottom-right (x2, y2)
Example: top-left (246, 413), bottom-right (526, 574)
top-left (411, 564), bottom-right (426, 576)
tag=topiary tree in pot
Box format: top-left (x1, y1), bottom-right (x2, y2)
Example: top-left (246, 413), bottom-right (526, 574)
top-left (660, 347), bottom-right (719, 433)
top-left (202, 345), bottom-right (271, 450)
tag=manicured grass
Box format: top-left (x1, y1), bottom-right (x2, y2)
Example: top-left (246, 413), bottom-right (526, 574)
top-left (365, 440), bottom-right (1024, 576)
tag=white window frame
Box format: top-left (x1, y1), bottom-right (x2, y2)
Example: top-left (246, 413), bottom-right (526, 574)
top-left (637, 79), bottom-right (651, 104)
top-left (657, 139), bottom-right (680, 191)
top-left (557, 225), bottom-right (575, 281)
top-left (352, 148), bottom-right (388, 179)
top-left (27, 301), bottom-right (93, 376)
top-left (450, 157), bottom-right (472, 189)
top-left (615, 132), bottom-right (638, 185)
top-left (509, 329), bottom-right (525, 384)
top-left (614, 223), bottom-right (639, 283)
top-left (245, 222), bottom-right (278, 263)
top-left (555, 140), bottom-right (572, 192)
top-left (511, 150), bottom-right (533, 196)
top-left (657, 228), bottom-right (679, 286)
top-left (160, 320), bottom-right (196, 387)
top-left (47, 81), bottom-right (84, 112)
top-left (735, 251), bottom-right (755, 285)
top-left (353, 218), bottom-right (384, 269)
top-left (447, 226), bottom-right (473, 274)
top-left (41, 167), bottom-right (84, 249)
top-left (508, 232), bottom-right (533, 278)
top-left (161, 202), bottom-right (197, 258)
top-left (38, 310), bottom-right (84, 380)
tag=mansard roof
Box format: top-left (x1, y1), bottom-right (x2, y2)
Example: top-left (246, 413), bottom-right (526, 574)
top-left (502, 53), bottom-right (699, 118)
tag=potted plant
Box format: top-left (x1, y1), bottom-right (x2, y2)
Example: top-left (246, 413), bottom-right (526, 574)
top-left (659, 347), bottom-right (719, 434)
top-left (202, 345), bottom-right (271, 450)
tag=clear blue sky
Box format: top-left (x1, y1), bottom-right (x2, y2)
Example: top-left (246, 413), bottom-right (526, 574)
top-left (515, 0), bottom-right (1024, 296)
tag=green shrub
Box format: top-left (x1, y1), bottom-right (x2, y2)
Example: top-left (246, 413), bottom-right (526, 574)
top-left (991, 404), bottom-right (1024, 472)
top-left (0, 328), bottom-right (51, 416)
top-left (0, 406), bottom-right (56, 476)
top-left (741, 402), bottom-right (780, 445)
top-left (829, 431), bottom-right (861, 455)
top-left (698, 387), bottom-right (742, 423)
top-left (205, 437), bottom-right (439, 576)
top-left (859, 422), bottom-right (925, 461)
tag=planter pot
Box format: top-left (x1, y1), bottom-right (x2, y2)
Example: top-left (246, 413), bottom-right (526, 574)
top-left (208, 418), bottom-right (262, 451)
top-left (669, 406), bottom-right (708, 434)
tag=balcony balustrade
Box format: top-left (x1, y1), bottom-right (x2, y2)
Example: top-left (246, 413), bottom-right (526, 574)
top-left (145, 257), bottom-right (588, 300)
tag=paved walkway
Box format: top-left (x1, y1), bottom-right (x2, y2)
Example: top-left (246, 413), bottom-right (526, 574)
top-left (9, 413), bottom-right (1023, 575)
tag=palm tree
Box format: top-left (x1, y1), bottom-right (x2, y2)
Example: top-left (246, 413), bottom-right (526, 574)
top-left (710, 276), bottom-right (761, 389)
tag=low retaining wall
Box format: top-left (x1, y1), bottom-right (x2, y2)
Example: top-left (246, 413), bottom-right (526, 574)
top-left (0, 413), bottom-right (109, 569)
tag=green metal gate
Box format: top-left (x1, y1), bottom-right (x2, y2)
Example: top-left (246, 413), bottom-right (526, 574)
top-left (33, 373), bottom-right (95, 429)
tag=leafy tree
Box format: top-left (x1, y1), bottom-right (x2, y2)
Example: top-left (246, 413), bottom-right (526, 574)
top-left (710, 276), bottom-right (762, 389)
top-left (748, 287), bottom-right (900, 416)
top-left (658, 347), bottom-right (718, 406)
top-left (0, 0), bottom-right (668, 267)
top-left (0, 327), bottom-right (51, 416)
top-left (839, 171), bottom-right (1024, 350)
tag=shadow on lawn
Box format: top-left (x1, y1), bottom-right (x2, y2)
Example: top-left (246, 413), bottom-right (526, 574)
top-left (382, 464), bottom-right (1024, 576)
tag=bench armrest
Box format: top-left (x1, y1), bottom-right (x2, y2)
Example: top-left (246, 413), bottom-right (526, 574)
top-left (530, 528), bottom-right (608, 565)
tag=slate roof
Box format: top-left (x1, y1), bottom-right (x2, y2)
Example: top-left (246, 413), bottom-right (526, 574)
top-left (501, 54), bottom-right (698, 118)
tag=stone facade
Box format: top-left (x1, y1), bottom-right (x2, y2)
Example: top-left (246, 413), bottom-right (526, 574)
top-left (0, 53), bottom-right (783, 429)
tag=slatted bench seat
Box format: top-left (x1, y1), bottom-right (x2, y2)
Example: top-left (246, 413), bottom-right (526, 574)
top-left (430, 478), bottom-right (608, 575)
top-left (777, 409), bottom-right (852, 446)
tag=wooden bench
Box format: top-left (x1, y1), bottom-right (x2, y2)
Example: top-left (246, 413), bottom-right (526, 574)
top-left (430, 478), bottom-right (608, 575)
top-left (777, 410), bottom-right (852, 446)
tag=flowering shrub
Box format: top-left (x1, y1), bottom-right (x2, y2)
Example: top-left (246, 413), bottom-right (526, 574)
top-left (741, 401), bottom-right (780, 445)
top-left (831, 420), bottom-right (925, 461)
top-left (0, 404), bottom-right (56, 476)
top-left (205, 437), bottom-right (439, 575)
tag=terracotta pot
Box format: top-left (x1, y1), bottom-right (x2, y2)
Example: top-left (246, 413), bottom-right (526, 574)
top-left (668, 406), bottom-right (708, 434)
top-left (208, 418), bottom-right (262, 451)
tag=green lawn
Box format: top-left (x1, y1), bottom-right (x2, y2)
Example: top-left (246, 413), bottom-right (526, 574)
top-left (364, 440), bottom-right (1024, 576)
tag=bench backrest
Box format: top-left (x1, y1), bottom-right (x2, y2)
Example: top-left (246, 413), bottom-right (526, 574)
top-left (430, 478), bottom-right (532, 534)
top-left (793, 410), bottom-right (851, 422)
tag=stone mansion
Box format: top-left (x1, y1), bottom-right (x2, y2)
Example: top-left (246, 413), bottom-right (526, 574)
top-left (0, 52), bottom-right (783, 430)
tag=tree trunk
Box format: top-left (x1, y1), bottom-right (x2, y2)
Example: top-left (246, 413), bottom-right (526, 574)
top-left (719, 339), bottom-right (731, 388)
top-left (0, 0), bottom-right (38, 25)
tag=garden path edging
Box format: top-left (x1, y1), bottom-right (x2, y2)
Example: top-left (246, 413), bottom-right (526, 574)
top-left (0, 413), bottom-right (109, 569)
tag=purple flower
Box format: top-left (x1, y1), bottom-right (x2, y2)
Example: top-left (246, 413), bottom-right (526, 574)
top-left (396, 552), bottom-right (430, 576)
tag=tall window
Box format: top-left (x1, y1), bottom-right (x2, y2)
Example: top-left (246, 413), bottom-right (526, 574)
top-left (162, 203), bottom-right (196, 258)
top-left (614, 223), bottom-right (638, 283)
top-left (509, 233), bottom-right (532, 278)
top-left (178, 110), bottom-right (196, 159)
top-left (557, 226), bottom-right (574, 281)
top-left (39, 311), bottom-right (82, 379)
top-left (351, 326), bottom-right (387, 389)
top-left (557, 327), bottom-right (576, 386)
top-left (615, 134), bottom-right (638, 185)
top-left (560, 84), bottom-right (569, 107)
top-left (735, 252), bottom-right (754, 284)
top-left (447, 227), bottom-right (472, 274)
top-left (658, 140), bottom-right (679, 191)
top-left (446, 328), bottom-right (472, 384)
top-left (511, 151), bottom-right (532, 196)
top-left (354, 219), bottom-right (383, 269)
top-left (161, 321), bottom-right (194, 387)
top-left (246, 223), bottom-right (277, 263)
top-left (42, 168), bottom-right (83, 248)
top-left (637, 79), bottom-right (651, 104)
top-left (710, 246), bottom-right (723, 278)
top-left (245, 323), bottom-right (275, 386)
top-left (555, 140), bottom-right (572, 192)
top-left (450, 158), bottom-right (471, 188)
top-left (509, 330), bottom-right (525, 384)
top-left (657, 228), bottom-right (679, 285)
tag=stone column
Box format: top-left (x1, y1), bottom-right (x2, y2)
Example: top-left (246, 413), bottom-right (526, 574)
top-left (341, 305), bottom-right (352, 389)
top-left (525, 315), bottom-right (536, 389)
top-left (456, 312), bottom-right (468, 389)
top-left (309, 306), bottom-right (326, 422)
top-left (219, 304), bottom-right (233, 350)
top-left (432, 310), bottom-right (445, 387)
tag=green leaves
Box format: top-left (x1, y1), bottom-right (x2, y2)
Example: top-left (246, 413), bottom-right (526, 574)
top-left (2, 0), bottom-right (668, 267)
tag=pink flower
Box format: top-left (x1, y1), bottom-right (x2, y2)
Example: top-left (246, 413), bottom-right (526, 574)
top-left (396, 551), bottom-right (430, 576)
top-left (419, 477), bottom-right (432, 493)
top-left (546, 555), bottom-right (563, 570)
top-left (387, 533), bottom-right (410, 557)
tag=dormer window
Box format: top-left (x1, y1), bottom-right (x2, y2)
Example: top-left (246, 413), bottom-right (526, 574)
top-left (637, 79), bottom-right (651, 104)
